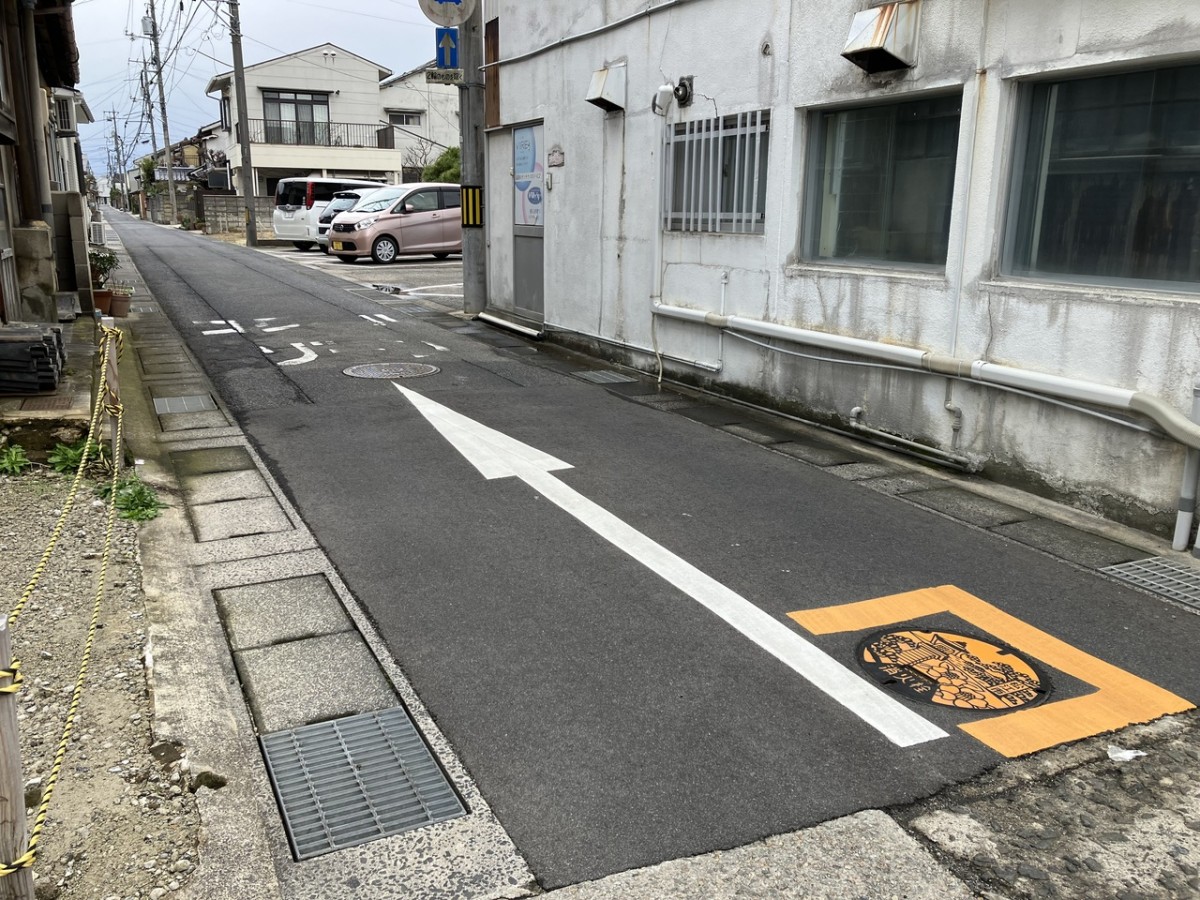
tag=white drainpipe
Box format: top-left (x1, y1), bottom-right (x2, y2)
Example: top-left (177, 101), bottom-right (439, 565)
top-left (651, 302), bottom-right (1200, 452)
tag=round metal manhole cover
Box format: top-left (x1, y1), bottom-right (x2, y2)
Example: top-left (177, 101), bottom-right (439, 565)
top-left (342, 362), bottom-right (441, 379)
top-left (857, 629), bottom-right (1050, 710)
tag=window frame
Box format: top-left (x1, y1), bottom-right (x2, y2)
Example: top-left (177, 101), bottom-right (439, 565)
top-left (1000, 64), bottom-right (1200, 292)
top-left (663, 110), bottom-right (770, 235)
top-left (801, 91), bottom-right (963, 270)
top-left (262, 89), bottom-right (331, 146)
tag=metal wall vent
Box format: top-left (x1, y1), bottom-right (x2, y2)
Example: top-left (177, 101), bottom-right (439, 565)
top-left (343, 362), bottom-right (440, 379)
top-left (1102, 557), bottom-right (1200, 611)
top-left (261, 708), bottom-right (466, 860)
top-left (577, 370), bottom-right (638, 384)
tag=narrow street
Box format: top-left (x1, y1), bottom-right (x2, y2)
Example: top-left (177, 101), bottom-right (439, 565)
top-left (112, 212), bottom-right (1200, 895)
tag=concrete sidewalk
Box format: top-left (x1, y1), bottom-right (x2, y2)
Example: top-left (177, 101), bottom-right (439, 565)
top-left (18, 217), bottom-right (1200, 900)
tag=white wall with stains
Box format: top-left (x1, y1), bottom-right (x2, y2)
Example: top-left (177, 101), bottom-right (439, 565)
top-left (484, 0), bottom-right (1200, 533)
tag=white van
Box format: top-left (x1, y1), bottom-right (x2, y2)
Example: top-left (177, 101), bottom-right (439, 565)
top-left (272, 176), bottom-right (386, 251)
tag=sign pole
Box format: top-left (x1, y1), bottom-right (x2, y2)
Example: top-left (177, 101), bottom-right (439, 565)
top-left (459, 4), bottom-right (487, 316)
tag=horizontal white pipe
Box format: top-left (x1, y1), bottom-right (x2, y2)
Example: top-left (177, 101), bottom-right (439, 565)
top-left (476, 311), bottom-right (543, 339)
top-left (969, 361), bottom-right (1135, 409)
top-left (652, 302), bottom-right (1200, 451)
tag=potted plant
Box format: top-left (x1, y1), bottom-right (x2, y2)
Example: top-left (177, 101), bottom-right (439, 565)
top-left (109, 282), bottom-right (134, 318)
top-left (88, 247), bottom-right (120, 314)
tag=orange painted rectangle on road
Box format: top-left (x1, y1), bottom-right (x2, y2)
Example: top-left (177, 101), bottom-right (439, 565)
top-left (789, 585), bottom-right (1193, 757)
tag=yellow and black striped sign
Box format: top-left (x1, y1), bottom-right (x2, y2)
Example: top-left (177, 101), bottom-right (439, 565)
top-left (461, 185), bottom-right (484, 228)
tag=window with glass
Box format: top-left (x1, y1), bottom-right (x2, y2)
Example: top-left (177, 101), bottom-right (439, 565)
top-left (263, 90), bottom-right (330, 145)
top-left (805, 95), bottom-right (961, 266)
top-left (664, 110), bottom-right (769, 234)
top-left (1005, 65), bottom-right (1200, 288)
top-left (389, 112), bottom-right (422, 127)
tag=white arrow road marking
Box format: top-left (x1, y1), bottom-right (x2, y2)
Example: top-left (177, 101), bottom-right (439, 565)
top-left (421, 341), bottom-right (449, 352)
top-left (277, 342), bottom-right (318, 366)
top-left (394, 385), bottom-right (948, 749)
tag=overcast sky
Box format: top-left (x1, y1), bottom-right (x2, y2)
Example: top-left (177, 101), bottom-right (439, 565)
top-left (73, 0), bottom-right (440, 176)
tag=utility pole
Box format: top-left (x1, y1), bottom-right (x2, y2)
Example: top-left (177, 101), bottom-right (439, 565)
top-left (146, 0), bottom-right (179, 225)
top-left (460, 4), bottom-right (485, 315)
top-left (1, 618), bottom-right (35, 900)
top-left (107, 109), bottom-right (126, 210)
top-left (226, 0), bottom-right (257, 245)
top-left (140, 65), bottom-right (159, 160)
top-left (140, 66), bottom-right (159, 220)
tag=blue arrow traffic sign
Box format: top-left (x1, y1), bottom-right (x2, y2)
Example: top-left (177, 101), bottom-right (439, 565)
top-left (436, 28), bottom-right (459, 69)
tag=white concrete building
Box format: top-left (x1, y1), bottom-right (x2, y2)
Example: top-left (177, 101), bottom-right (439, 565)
top-left (205, 44), bottom-right (460, 196)
top-left (381, 61), bottom-right (462, 179)
top-left (481, 0), bottom-right (1200, 537)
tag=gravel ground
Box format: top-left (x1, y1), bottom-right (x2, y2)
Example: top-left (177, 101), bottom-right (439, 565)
top-left (1, 470), bottom-right (200, 899)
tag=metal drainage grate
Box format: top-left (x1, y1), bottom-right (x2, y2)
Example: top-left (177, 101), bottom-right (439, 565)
top-left (577, 370), bottom-right (638, 385)
top-left (20, 395), bottom-right (75, 411)
top-left (153, 394), bottom-right (217, 414)
top-left (343, 362), bottom-right (440, 379)
top-left (261, 708), bottom-right (466, 860)
top-left (1102, 557), bottom-right (1200, 610)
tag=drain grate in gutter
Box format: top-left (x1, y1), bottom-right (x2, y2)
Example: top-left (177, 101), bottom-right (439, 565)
top-left (343, 362), bottom-right (440, 379)
top-left (153, 394), bottom-right (217, 414)
top-left (261, 708), bottom-right (466, 860)
top-left (1102, 557), bottom-right (1200, 610)
top-left (577, 370), bottom-right (637, 384)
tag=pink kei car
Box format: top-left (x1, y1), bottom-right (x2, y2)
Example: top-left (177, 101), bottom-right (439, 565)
top-left (328, 183), bottom-right (462, 263)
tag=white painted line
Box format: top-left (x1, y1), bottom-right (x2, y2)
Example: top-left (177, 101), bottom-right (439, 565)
top-left (202, 328), bottom-right (238, 336)
top-left (259, 346), bottom-right (274, 355)
top-left (255, 317), bottom-right (278, 323)
top-left (394, 386), bottom-right (948, 749)
top-left (421, 341), bottom-right (449, 352)
top-left (227, 320), bottom-right (245, 333)
top-left (410, 291), bottom-right (464, 300)
top-left (277, 342), bottom-right (318, 366)
top-left (360, 314), bottom-right (386, 326)
top-left (408, 282), bottom-right (463, 292)
top-left (310, 341), bottom-right (324, 347)
top-left (262, 323), bottom-right (300, 333)
top-left (376, 314), bottom-right (398, 323)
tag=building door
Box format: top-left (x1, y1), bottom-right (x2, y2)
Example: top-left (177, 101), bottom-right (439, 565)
top-left (512, 123), bottom-right (544, 323)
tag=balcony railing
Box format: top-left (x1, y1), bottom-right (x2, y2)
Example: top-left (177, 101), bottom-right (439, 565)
top-left (246, 119), bottom-right (398, 150)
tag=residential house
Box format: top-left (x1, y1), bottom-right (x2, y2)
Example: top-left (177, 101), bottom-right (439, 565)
top-left (481, 0), bottom-right (1200, 538)
top-left (380, 61), bottom-right (461, 180)
top-left (0, 0), bottom-right (90, 322)
top-left (205, 43), bottom-right (460, 198)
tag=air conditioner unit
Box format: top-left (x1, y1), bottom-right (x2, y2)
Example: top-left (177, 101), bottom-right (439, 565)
top-left (89, 221), bottom-right (106, 246)
top-left (54, 95), bottom-right (77, 138)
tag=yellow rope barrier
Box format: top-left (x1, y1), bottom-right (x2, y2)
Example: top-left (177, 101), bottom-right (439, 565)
top-left (1, 323), bottom-right (125, 879)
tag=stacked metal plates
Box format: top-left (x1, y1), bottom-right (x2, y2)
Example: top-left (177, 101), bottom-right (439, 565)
top-left (0, 324), bottom-right (65, 393)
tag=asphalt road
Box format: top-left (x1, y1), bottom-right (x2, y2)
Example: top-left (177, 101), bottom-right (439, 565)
top-left (112, 214), bottom-right (1200, 889)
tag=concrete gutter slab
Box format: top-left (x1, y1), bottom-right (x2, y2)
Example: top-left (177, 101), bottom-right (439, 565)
top-left (235, 632), bottom-right (397, 733)
top-left (190, 497), bottom-right (293, 542)
top-left (992, 518), bottom-right (1146, 568)
top-left (544, 809), bottom-right (973, 900)
top-left (771, 440), bottom-right (864, 466)
top-left (184, 469), bottom-right (273, 505)
top-left (907, 486), bottom-right (1035, 527)
top-left (216, 574), bottom-right (352, 651)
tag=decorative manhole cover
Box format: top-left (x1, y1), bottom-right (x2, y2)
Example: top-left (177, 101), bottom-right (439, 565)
top-left (343, 362), bottom-right (440, 379)
top-left (858, 629), bottom-right (1049, 710)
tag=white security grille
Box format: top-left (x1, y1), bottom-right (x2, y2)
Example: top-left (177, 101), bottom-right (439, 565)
top-left (663, 110), bottom-right (770, 234)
